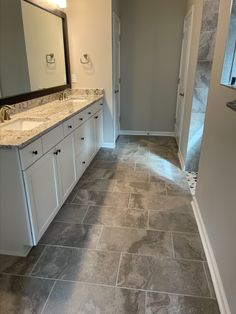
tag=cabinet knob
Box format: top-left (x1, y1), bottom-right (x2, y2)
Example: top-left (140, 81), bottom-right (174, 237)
top-left (95, 116), bottom-right (98, 119)
top-left (88, 112), bottom-right (91, 115)
top-left (57, 149), bottom-right (61, 153)
top-left (79, 118), bottom-right (83, 121)
top-left (68, 125), bottom-right (73, 129)
top-left (82, 161), bottom-right (86, 164)
top-left (54, 151), bottom-right (58, 155)
top-left (81, 137), bottom-right (85, 141)
top-left (100, 103), bottom-right (103, 106)
top-left (32, 150), bottom-right (38, 155)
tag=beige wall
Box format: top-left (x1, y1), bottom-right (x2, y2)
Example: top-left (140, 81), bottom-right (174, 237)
top-left (180, 0), bottom-right (204, 160)
top-left (66, 0), bottom-right (114, 145)
top-left (196, 0), bottom-right (236, 311)
top-left (120, 0), bottom-right (186, 132)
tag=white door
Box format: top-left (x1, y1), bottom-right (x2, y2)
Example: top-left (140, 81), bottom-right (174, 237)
top-left (113, 13), bottom-right (121, 141)
top-left (57, 133), bottom-right (77, 203)
top-left (23, 148), bottom-right (60, 243)
top-left (175, 7), bottom-right (194, 146)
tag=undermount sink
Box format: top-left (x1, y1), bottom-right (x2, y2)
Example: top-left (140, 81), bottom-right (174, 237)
top-left (0, 119), bottom-right (45, 131)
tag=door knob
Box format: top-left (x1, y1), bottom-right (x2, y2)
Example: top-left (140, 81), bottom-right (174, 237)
top-left (179, 93), bottom-right (184, 97)
top-left (115, 90), bottom-right (119, 94)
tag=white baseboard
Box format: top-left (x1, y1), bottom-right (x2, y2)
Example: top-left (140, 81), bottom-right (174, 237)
top-left (101, 142), bottom-right (116, 149)
top-left (119, 130), bottom-right (175, 137)
top-left (178, 150), bottom-right (185, 170)
top-left (191, 197), bottom-right (231, 314)
top-left (0, 246), bottom-right (31, 257)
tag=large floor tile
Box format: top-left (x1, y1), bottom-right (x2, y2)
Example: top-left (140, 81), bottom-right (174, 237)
top-left (113, 181), bottom-right (166, 194)
top-left (54, 204), bottom-right (88, 224)
top-left (129, 193), bottom-right (192, 211)
top-left (78, 178), bottom-right (116, 191)
top-left (0, 274), bottom-right (54, 314)
top-left (73, 190), bottom-right (130, 208)
top-left (98, 227), bottom-right (173, 257)
top-left (149, 211), bottom-right (199, 233)
top-left (173, 233), bottom-right (206, 261)
top-left (32, 246), bottom-right (120, 285)
top-left (43, 281), bottom-right (145, 314)
top-left (146, 292), bottom-right (220, 314)
top-left (83, 205), bottom-right (148, 229)
top-left (117, 254), bottom-right (210, 297)
top-left (91, 160), bottom-right (135, 170)
top-left (39, 222), bottom-right (101, 248)
top-left (0, 246), bottom-right (44, 275)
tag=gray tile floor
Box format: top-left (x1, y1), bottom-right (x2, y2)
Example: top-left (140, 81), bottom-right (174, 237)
top-left (0, 136), bottom-right (220, 313)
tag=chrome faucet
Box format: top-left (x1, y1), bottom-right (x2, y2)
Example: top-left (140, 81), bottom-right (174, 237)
top-left (0, 105), bottom-right (11, 123)
top-left (59, 91), bottom-right (68, 101)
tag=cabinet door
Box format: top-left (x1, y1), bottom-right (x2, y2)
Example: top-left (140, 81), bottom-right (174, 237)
top-left (94, 110), bottom-right (103, 152)
top-left (23, 149), bottom-right (60, 244)
top-left (84, 117), bottom-right (96, 161)
top-left (57, 133), bottom-right (77, 203)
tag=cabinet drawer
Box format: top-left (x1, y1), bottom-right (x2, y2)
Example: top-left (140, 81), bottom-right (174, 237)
top-left (74, 111), bottom-right (86, 129)
top-left (84, 104), bottom-right (97, 119)
top-left (94, 101), bottom-right (103, 113)
top-left (42, 125), bottom-right (64, 154)
top-left (20, 138), bottom-right (43, 170)
top-left (63, 117), bottom-right (75, 137)
top-left (74, 123), bottom-right (87, 155)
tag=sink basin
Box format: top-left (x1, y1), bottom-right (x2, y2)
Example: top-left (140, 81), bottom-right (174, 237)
top-left (0, 119), bottom-right (45, 131)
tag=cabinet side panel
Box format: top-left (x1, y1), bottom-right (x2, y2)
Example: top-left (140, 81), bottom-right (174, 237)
top-left (0, 149), bottom-right (33, 256)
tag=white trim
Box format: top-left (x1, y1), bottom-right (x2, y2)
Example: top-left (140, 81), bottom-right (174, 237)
top-left (178, 150), bottom-right (185, 170)
top-left (0, 246), bottom-right (31, 257)
top-left (119, 130), bottom-right (175, 137)
top-left (191, 197), bottom-right (231, 314)
top-left (101, 142), bottom-right (116, 149)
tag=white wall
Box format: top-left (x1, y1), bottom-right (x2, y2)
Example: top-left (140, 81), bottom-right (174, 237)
top-left (120, 0), bottom-right (186, 133)
top-left (196, 0), bottom-right (236, 311)
top-left (66, 0), bottom-right (114, 145)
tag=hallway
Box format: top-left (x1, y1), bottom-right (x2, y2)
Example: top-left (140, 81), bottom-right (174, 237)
top-left (0, 136), bottom-right (219, 313)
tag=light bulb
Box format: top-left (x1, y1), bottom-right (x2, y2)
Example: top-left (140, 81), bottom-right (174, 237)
top-left (56, 0), bottom-right (67, 8)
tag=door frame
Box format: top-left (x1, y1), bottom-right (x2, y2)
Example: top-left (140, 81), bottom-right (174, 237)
top-left (175, 6), bottom-right (194, 152)
top-left (112, 12), bottom-right (121, 142)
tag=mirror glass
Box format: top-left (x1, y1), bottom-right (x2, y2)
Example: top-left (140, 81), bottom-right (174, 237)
top-left (0, 0), bottom-right (67, 99)
top-left (221, 0), bottom-right (236, 88)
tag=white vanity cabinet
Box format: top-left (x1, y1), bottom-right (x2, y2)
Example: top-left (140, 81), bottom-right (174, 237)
top-left (23, 147), bottom-right (61, 243)
top-left (0, 100), bottom-right (103, 256)
top-left (24, 133), bottom-right (77, 243)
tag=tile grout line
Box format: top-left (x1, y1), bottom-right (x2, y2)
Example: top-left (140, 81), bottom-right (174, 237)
top-left (40, 280), bottom-right (57, 314)
top-left (80, 204), bottom-right (91, 224)
top-left (115, 253), bottom-right (123, 287)
top-left (0, 271), bottom-right (214, 300)
top-left (95, 225), bottom-right (104, 250)
top-left (170, 232), bottom-right (175, 259)
top-left (29, 246), bottom-right (47, 276)
top-left (202, 261), bottom-right (215, 299)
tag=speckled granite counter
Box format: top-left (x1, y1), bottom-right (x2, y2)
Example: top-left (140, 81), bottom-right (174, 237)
top-left (0, 95), bottom-right (103, 149)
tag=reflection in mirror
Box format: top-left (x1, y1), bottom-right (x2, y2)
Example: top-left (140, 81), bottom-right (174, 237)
top-left (0, 0), bottom-right (67, 99)
top-left (221, 0), bottom-right (236, 88)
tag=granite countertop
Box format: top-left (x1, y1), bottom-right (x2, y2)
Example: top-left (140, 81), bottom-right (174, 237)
top-left (0, 95), bottom-right (103, 149)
